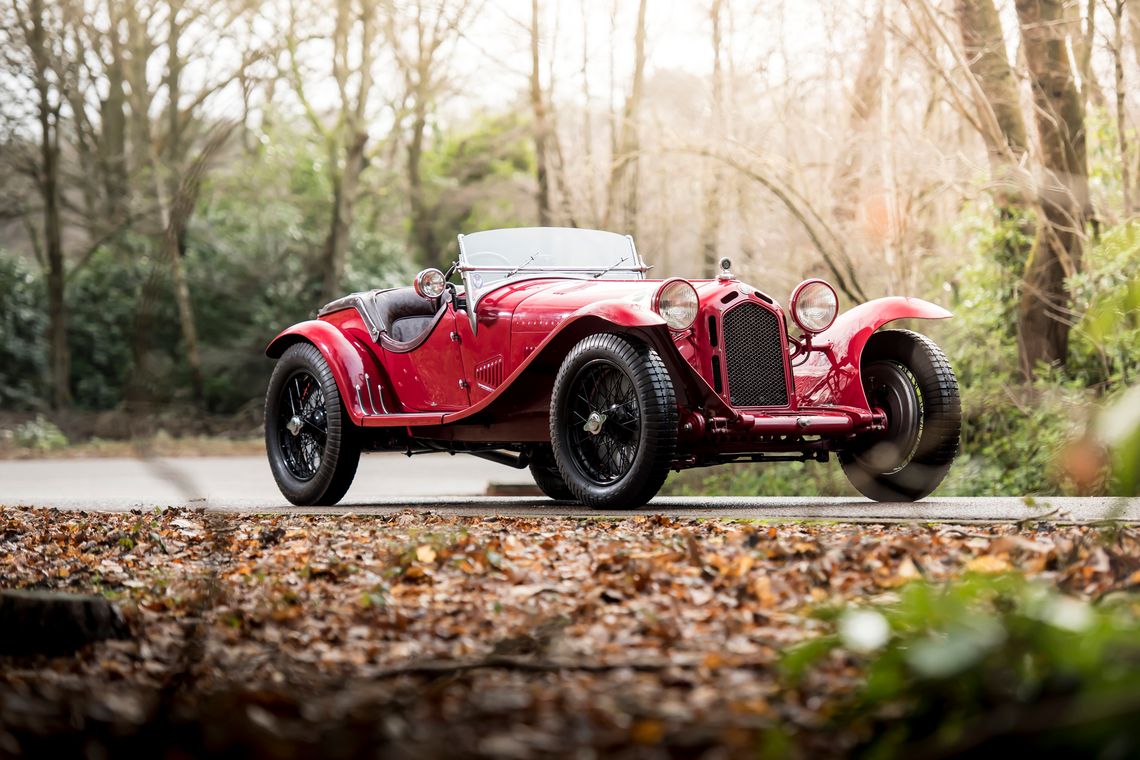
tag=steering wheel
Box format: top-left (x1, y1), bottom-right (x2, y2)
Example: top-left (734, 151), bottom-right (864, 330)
top-left (466, 250), bottom-right (514, 268)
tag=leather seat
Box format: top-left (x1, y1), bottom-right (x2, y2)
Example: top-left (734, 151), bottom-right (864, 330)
top-left (367, 287), bottom-right (444, 351)
top-left (319, 286), bottom-right (445, 351)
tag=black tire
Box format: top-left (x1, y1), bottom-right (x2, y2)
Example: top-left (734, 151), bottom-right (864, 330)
top-left (549, 334), bottom-right (677, 509)
top-left (840, 329), bottom-right (961, 501)
top-left (265, 343), bottom-right (361, 506)
top-left (528, 445), bottom-right (577, 502)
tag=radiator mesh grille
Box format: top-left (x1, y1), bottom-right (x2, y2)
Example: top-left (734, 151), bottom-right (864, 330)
top-left (721, 302), bottom-right (789, 407)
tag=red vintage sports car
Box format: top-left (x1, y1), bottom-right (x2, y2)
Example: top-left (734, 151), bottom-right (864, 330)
top-left (265, 227), bottom-right (960, 507)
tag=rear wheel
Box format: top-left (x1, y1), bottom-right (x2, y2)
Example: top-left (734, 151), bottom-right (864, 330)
top-left (265, 343), bottom-right (361, 506)
top-left (549, 334), bottom-right (677, 509)
top-left (528, 445), bottom-right (576, 501)
top-left (840, 329), bottom-right (961, 501)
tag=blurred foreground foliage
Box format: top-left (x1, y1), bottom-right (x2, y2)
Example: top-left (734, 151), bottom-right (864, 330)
top-left (785, 572), bottom-right (1140, 757)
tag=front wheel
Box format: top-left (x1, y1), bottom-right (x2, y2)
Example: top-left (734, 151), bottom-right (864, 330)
top-left (265, 343), bottom-right (361, 506)
top-left (840, 329), bottom-right (961, 501)
top-left (549, 334), bottom-right (677, 509)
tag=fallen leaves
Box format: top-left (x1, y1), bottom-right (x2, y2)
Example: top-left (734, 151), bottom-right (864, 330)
top-left (0, 507), bottom-right (1138, 757)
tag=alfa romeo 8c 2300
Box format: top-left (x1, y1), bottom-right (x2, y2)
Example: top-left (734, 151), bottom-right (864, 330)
top-left (265, 227), bottom-right (960, 508)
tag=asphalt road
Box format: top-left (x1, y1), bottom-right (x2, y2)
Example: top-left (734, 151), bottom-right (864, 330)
top-left (1, 454), bottom-right (1137, 522)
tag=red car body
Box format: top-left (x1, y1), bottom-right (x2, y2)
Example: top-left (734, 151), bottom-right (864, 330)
top-left (265, 226), bottom-right (960, 507)
top-left (267, 260), bottom-right (948, 468)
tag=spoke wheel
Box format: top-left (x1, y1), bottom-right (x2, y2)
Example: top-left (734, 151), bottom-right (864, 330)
top-left (549, 333), bottom-right (677, 509)
top-left (567, 359), bottom-right (641, 485)
top-left (276, 370), bottom-right (328, 481)
top-left (265, 342), bottom-right (361, 506)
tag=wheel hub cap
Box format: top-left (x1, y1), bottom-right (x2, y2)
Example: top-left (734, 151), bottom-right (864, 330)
top-left (583, 411), bottom-right (607, 436)
top-left (286, 415), bottom-right (304, 437)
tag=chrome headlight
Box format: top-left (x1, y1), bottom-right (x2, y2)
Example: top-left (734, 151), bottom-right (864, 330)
top-left (790, 279), bottom-right (838, 334)
top-left (654, 279), bottom-right (699, 330)
top-left (413, 268), bottom-right (446, 299)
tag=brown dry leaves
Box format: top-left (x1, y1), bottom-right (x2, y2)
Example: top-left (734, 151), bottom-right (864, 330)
top-left (2, 508), bottom-right (1139, 757)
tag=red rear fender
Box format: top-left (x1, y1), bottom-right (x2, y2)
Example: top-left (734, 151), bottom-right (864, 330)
top-left (794, 297), bottom-right (952, 409)
top-left (265, 320), bottom-right (384, 424)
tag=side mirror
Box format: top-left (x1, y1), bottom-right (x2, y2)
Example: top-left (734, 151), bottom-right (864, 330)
top-left (413, 268), bottom-right (446, 299)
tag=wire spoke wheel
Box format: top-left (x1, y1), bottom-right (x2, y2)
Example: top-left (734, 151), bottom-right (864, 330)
top-left (276, 370), bottom-right (328, 481)
top-left (566, 359), bottom-right (641, 485)
top-left (266, 343), bottom-right (361, 506)
top-left (550, 334), bottom-right (676, 509)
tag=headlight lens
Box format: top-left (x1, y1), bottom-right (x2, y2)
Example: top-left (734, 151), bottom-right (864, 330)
top-left (655, 279), bottom-right (699, 330)
top-left (790, 279), bottom-right (838, 333)
top-left (414, 268), bottom-right (446, 299)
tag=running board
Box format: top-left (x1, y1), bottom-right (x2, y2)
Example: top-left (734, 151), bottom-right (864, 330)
top-left (359, 413), bottom-right (445, 427)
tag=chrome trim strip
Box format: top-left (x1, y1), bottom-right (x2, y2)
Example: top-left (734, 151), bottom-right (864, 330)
top-left (364, 373), bottom-right (379, 415)
top-left (456, 264), bottom-right (649, 273)
top-left (318, 292), bottom-right (383, 341)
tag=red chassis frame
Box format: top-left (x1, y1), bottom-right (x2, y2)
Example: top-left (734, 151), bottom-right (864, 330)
top-left (266, 277), bottom-right (951, 470)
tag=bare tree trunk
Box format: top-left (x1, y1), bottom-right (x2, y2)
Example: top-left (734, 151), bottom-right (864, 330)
top-left (100, 0), bottom-right (129, 224)
top-left (1111, 0), bottom-right (1133, 214)
top-left (320, 130), bottom-right (367, 301)
top-left (833, 2), bottom-right (885, 224)
top-left (953, 0), bottom-right (1030, 195)
top-left (530, 0), bottom-right (551, 225)
top-left (30, 0), bottom-right (70, 409)
top-left (579, 0), bottom-right (597, 225)
top-left (136, 126), bottom-right (233, 406)
top-left (407, 98), bottom-right (437, 267)
top-left (1068, 0), bottom-right (1107, 108)
top-left (1129, 0), bottom-right (1140, 65)
top-left (699, 0), bottom-right (726, 275)
top-left (1015, 0), bottom-right (1089, 376)
top-left (605, 0), bottom-right (647, 236)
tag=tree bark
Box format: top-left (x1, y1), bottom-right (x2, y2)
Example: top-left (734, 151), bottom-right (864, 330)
top-left (833, 2), bottom-right (886, 225)
top-left (1111, 1), bottom-right (1133, 214)
top-left (953, 0), bottom-right (1030, 195)
top-left (604, 0), bottom-right (647, 237)
top-left (699, 0), bottom-right (726, 275)
top-left (1129, 0), bottom-right (1140, 66)
top-left (407, 97), bottom-right (437, 268)
top-left (1068, 0), bottom-right (1107, 108)
top-left (530, 0), bottom-right (552, 225)
top-left (1015, 0), bottom-right (1089, 376)
top-left (100, 0), bottom-right (130, 224)
top-left (320, 130), bottom-right (367, 302)
top-left (30, 0), bottom-right (70, 409)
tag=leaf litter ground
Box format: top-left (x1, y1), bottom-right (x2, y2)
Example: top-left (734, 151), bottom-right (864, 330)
top-left (2, 507), bottom-right (1139, 758)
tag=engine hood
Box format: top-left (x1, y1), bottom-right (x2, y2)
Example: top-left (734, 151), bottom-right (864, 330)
top-left (505, 277), bottom-right (779, 329)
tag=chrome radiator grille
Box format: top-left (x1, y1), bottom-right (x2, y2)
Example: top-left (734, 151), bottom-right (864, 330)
top-left (721, 302), bottom-right (789, 407)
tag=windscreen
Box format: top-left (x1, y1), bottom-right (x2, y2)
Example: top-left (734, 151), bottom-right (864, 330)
top-left (458, 227), bottom-right (641, 293)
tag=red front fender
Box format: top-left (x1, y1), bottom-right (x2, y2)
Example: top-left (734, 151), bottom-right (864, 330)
top-left (794, 297), bottom-right (952, 409)
top-left (265, 320), bottom-right (384, 424)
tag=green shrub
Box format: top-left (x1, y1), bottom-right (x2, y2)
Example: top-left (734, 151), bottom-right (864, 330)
top-left (0, 251), bottom-right (48, 410)
top-left (11, 414), bottom-right (68, 450)
top-left (785, 574), bottom-right (1140, 756)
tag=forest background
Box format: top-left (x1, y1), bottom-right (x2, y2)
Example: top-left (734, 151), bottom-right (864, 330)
top-left (2, 0), bottom-right (1139, 497)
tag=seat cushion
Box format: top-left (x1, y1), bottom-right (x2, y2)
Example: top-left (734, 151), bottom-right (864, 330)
top-left (370, 287), bottom-right (439, 330)
top-left (389, 315), bottom-right (436, 343)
